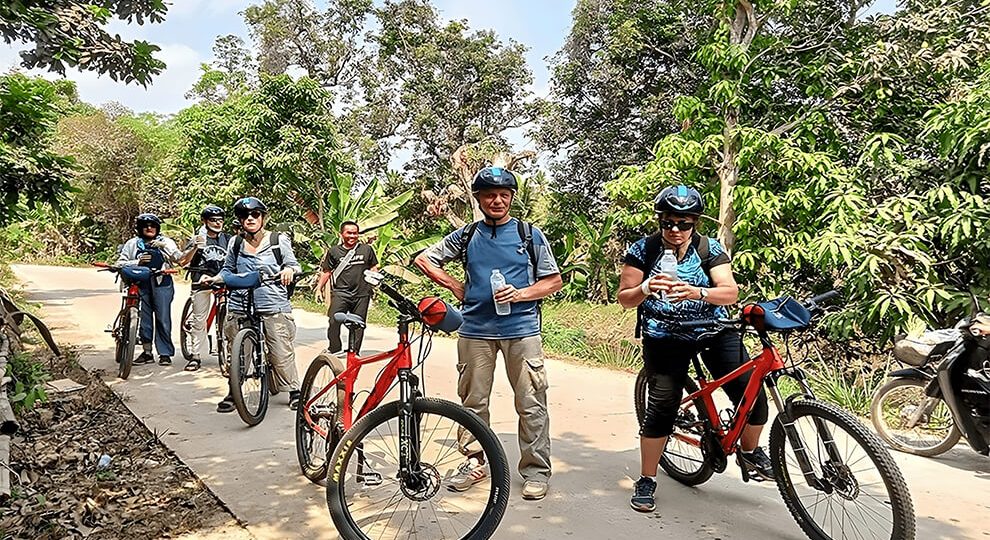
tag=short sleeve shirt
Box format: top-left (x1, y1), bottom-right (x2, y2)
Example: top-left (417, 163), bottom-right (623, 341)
top-left (423, 218), bottom-right (559, 339)
top-left (320, 243), bottom-right (378, 298)
top-left (624, 235), bottom-right (731, 340)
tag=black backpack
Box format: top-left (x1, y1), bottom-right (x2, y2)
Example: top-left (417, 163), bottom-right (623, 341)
top-left (635, 233), bottom-right (715, 338)
top-left (230, 231), bottom-right (296, 297)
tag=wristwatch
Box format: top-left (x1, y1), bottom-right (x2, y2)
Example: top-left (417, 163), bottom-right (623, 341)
top-left (699, 288), bottom-right (709, 301)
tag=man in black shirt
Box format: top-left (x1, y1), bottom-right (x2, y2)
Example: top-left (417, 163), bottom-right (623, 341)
top-left (316, 221), bottom-right (379, 353)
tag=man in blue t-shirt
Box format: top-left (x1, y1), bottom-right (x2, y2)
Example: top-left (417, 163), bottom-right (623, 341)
top-left (415, 166), bottom-right (562, 501)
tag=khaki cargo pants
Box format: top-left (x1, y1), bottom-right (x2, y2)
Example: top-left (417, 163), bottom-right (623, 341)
top-left (224, 312), bottom-right (300, 392)
top-left (457, 335), bottom-right (551, 482)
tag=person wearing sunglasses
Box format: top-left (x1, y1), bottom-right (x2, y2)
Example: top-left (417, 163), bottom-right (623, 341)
top-left (201, 197), bottom-right (303, 413)
top-left (616, 184), bottom-right (772, 513)
top-left (176, 205), bottom-right (234, 371)
top-left (116, 212), bottom-right (183, 367)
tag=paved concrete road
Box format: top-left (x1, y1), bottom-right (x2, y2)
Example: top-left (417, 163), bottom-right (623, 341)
top-left (13, 264), bottom-right (990, 539)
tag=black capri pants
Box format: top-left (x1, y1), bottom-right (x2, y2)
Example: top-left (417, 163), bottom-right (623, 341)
top-left (640, 331), bottom-right (769, 438)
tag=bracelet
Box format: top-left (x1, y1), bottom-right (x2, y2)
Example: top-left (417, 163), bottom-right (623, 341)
top-left (640, 279), bottom-right (652, 296)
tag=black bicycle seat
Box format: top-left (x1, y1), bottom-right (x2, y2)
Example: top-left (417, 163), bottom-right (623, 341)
top-left (333, 312), bottom-right (366, 329)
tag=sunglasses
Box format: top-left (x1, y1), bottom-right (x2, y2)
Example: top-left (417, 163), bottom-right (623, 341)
top-left (660, 220), bottom-right (696, 232)
top-left (237, 210), bottom-right (264, 220)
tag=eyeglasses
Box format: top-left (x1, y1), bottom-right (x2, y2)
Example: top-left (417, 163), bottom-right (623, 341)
top-left (237, 210), bottom-right (264, 220)
top-left (660, 220), bottom-right (696, 232)
top-left (207, 217), bottom-right (224, 223)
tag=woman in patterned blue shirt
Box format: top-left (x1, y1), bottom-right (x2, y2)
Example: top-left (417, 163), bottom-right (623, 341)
top-left (617, 185), bottom-right (771, 513)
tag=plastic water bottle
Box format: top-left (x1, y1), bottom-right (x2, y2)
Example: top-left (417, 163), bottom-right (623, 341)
top-left (659, 249), bottom-right (678, 301)
top-left (491, 269), bottom-right (511, 316)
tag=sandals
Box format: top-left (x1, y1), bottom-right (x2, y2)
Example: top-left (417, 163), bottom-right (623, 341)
top-left (216, 395), bottom-right (235, 413)
top-left (289, 390), bottom-right (301, 411)
top-left (184, 358), bottom-right (201, 372)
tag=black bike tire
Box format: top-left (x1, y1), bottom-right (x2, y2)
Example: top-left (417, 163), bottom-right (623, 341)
top-left (230, 327), bottom-right (269, 426)
top-left (770, 399), bottom-right (915, 540)
top-left (179, 297), bottom-right (193, 361)
top-left (633, 370), bottom-right (715, 486)
top-left (117, 307), bottom-right (138, 380)
top-left (326, 397), bottom-right (510, 540)
top-left (216, 302), bottom-right (229, 376)
top-left (295, 354), bottom-right (342, 483)
top-left (870, 378), bottom-right (961, 457)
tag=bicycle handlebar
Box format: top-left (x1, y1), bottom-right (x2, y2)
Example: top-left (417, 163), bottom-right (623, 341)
top-left (673, 290), bottom-right (840, 332)
top-left (92, 262), bottom-right (178, 276)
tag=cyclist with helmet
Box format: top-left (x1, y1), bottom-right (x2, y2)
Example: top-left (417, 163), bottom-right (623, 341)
top-left (617, 185), bottom-right (772, 513)
top-left (415, 166), bottom-right (562, 501)
top-left (200, 197), bottom-right (303, 412)
top-left (116, 212), bottom-right (182, 366)
top-left (176, 205), bottom-right (233, 371)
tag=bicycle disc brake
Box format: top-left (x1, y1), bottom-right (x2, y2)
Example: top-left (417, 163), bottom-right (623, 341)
top-left (701, 430), bottom-right (727, 473)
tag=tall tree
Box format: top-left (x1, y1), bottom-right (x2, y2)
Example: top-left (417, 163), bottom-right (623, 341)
top-left (0, 1), bottom-right (168, 85)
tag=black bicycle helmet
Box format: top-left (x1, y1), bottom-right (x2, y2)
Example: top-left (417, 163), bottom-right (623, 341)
top-left (200, 204), bottom-right (225, 220)
top-left (471, 167), bottom-right (518, 193)
top-left (654, 185), bottom-right (704, 216)
top-left (233, 197), bottom-right (268, 219)
top-left (134, 213), bottom-right (161, 235)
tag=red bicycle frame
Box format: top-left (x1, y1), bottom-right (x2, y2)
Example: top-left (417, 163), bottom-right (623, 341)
top-left (203, 287), bottom-right (227, 333)
top-left (678, 329), bottom-right (787, 456)
top-left (303, 321), bottom-right (414, 437)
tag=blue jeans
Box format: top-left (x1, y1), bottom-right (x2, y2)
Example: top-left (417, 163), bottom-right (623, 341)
top-left (139, 283), bottom-right (175, 357)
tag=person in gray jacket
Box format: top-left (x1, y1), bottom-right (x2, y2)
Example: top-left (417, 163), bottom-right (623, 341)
top-left (116, 213), bottom-right (182, 366)
top-left (200, 197), bottom-right (303, 413)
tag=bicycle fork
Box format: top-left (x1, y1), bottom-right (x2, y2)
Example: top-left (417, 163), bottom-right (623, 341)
top-left (768, 370), bottom-right (845, 493)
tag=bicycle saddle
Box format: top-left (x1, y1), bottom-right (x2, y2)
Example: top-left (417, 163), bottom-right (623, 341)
top-left (334, 312), bottom-right (366, 329)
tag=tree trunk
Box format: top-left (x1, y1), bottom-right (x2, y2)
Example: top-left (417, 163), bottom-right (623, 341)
top-left (717, 0), bottom-right (758, 254)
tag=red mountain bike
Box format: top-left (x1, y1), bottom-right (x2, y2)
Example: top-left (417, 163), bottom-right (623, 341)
top-left (179, 266), bottom-right (229, 374)
top-left (295, 272), bottom-right (509, 540)
top-left (94, 263), bottom-right (177, 379)
top-left (635, 291), bottom-right (915, 540)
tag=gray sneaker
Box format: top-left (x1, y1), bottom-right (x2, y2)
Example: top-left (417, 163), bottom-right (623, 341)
top-left (738, 446), bottom-right (775, 481)
top-left (447, 456), bottom-right (488, 492)
top-left (630, 476), bottom-right (657, 512)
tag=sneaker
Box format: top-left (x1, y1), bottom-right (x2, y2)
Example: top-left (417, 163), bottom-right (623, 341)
top-left (133, 352), bottom-right (155, 365)
top-left (288, 390), bottom-right (301, 411)
top-left (447, 456), bottom-right (488, 492)
top-left (739, 446), bottom-right (775, 481)
top-left (158, 355), bottom-right (172, 366)
top-left (630, 476), bottom-right (657, 512)
top-left (521, 480), bottom-right (549, 500)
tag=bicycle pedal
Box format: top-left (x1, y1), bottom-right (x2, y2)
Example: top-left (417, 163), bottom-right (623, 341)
top-left (356, 471), bottom-right (383, 487)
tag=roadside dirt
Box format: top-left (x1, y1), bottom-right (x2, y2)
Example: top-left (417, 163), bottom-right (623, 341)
top-left (0, 347), bottom-right (244, 539)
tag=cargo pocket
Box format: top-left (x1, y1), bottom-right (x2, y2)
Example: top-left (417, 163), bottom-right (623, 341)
top-left (525, 357), bottom-right (548, 393)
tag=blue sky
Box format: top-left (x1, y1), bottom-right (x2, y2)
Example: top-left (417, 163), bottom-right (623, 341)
top-left (0, 0), bottom-right (895, 116)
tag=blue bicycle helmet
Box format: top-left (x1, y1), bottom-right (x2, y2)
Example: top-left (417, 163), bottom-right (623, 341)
top-left (471, 167), bottom-right (518, 193)
top-left (134, 213), bottom-right (161, 235)
top-left (201, 205), bottom-right (225, 220)
top-left (233, 197), bottom-right (268, 219)
top-left (654, 185), bottom-right (704, 216)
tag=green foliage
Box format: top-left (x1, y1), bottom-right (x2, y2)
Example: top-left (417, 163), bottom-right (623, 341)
top-left (0, 73), bottom-right (75, 226)
top-left (0, 0), bottom-right (167, 85)
top-left (6, 351), bottom-right (49, 412)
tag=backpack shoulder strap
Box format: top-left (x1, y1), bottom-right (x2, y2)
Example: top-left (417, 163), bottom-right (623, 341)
top-left (691, 234), bottom-right (713, 277)
top-left (270, 231), bottom-right (284, 267)
top-left (517, 220), bottom-right (538, 281)
top-left (231, 235), bottom-right (244, 262)
top-left (459, 221), bottom-right (481, 261)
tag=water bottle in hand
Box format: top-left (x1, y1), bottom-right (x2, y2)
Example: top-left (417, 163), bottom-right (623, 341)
top-left (659, 249), bottom-right (678, 301)
top-left (491, 269), bottom-right (511, 316)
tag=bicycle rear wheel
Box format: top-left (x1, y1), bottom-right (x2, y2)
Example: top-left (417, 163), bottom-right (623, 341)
top-left (635, 369), bottom-right (714, 486)
top-left (216, 302), bottom-right (229, 376)
top-left (180, 297), bottom-right (194, 361)
top-left (116, 307), bottom-right (138, 380)
top-left (295, 352), bottom-right (344, 483)
top-left (770, 399), bottom-right (915, 540)
top-left (870, 378), bottom-right (960, 457)
top-left (327, 397), bottom-right (510, 540)
top-left (230, 328), bottom-right (269, 426)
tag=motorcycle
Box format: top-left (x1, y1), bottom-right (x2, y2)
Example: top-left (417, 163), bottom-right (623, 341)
top-left (871, 314), bottom-right (990, 457)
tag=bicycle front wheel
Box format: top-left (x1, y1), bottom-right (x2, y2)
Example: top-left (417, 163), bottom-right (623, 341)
top-left (179, 297), bottom-right (194, 361)
top-left (770, 399), bottom-right (915, 540)
top-left (870, 378), bottom-right (960, 457)
top-left (230, 327), bottom-right (269, 426)
top-left (327, 397), bottom-right (510, 540)
top-left (635, 369), bottom-right (714, 486)
top-left (116, 307), bottom-right (138, 380)
top-left (295, 352), bottom-right (344, 484)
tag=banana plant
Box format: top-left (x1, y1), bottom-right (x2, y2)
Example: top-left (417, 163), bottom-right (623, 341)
top-left (554, 213), bottom-right (617, 302)
top-left (372, 223), bottom-right (441, 284)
